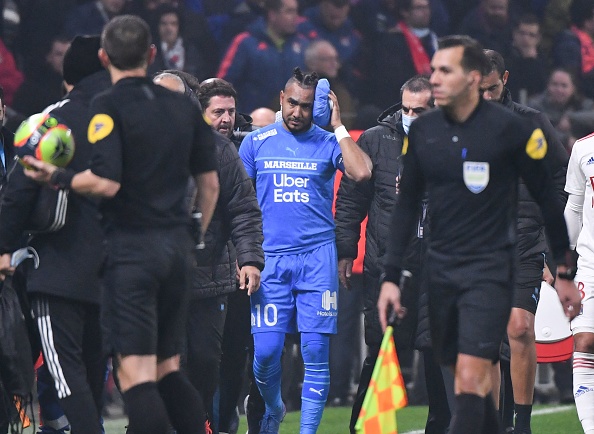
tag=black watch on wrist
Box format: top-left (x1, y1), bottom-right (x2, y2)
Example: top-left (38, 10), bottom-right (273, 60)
top-left (557, 267), bottom-right (577, 281)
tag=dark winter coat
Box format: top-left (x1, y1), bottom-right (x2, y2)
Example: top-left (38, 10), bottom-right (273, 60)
top-left (191, 131), bottom-right (264, 299)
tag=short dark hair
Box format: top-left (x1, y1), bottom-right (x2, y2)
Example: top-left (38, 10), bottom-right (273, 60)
top-left (101, 15), bottom-right (152, 70)
top-left (198, 78), bottom-right (238, 109)
top-left (285, 67), bottom-right (319, 90)
top-left (264, 0), bottom-right (284, 13)
top-left (400, 75), bottom-right (434, 106)
top-left (515, 13), bottom-right (540, 28)
top-left (571, 0), bottom-right (594, 27)
top-left (437, 35), bottom-right (489, 75)
top-left (155, 4), bottom-right (183, 31)
top-left (483, 49), bottom-right (506, 78)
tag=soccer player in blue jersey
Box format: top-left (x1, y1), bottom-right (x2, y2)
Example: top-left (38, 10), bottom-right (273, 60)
top-left (239, 67), bottom-right (372, 433)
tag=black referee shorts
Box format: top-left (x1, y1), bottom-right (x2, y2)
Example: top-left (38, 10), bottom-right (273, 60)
top-left (426, 248), bottom-right (514, 365)
top-left (102, 226), bottom-right (193, 359)
top-left (512, 253), bottom-right (544, 315)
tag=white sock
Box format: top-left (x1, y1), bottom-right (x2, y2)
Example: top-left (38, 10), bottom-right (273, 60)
top-left (573, 351), bottom-right (594, 433)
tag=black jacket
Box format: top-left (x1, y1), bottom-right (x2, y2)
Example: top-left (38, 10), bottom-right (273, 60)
top-left (335, 103), bottom-right (406, 278)
top-left (335, 104), bottom-right (423, 348)
top-left (501, 88), bottom-right (569, 260)
top-left (0, 126), bottom-right (15, 189)
top-left (191, 131), bottom-right (264, 299)
top-left (0, 71), bottom-right (110, 304)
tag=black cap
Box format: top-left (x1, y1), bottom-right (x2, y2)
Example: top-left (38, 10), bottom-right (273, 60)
top-left (62, 35), bottom-right (103, 86)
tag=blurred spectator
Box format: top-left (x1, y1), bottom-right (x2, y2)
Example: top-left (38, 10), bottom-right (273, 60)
top-left (528, 67), bottom-right (594, 151)
top-left (250, 106), bottom-right (276, 127)
top-left (62, 0), bottom-right (127, 38)
top-left (540, 0), bottom-right (571, 57)
top-left (351, 0), bottom-right (448, 42)
top-left (134, 0), bottom-right (219, 75)
top-left (147, 4), bottom-right (212, 80)
top-left (217, 0), bottom-right (308, 113)
top-left (217, 0), bottom-right (266, 52)
top-left (304, 39), bottom-right (356, 128)
top-left (11, 36), bottom-right (69, 120)
top-left (505, 14), bottom-right (548, 103)
top-left (458, 0), bottom-right (515, 57)
top-left (298, 0), bottom-right (362, 93)
top-left (551, 0), bottom-right (594, 99)
top-left (361, 0), bottom-right (435, 111)
top-left (14, 0), bottom-right (79, 67)
top-left (0, 38), bottom-right (23, 107)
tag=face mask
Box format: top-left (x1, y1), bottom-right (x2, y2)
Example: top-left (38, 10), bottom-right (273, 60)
top-left (402, 113), bottom-right (415, 135)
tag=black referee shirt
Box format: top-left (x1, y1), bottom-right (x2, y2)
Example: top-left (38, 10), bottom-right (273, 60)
top-left (88, 77), bottom-right (216, 229)
top-left (384, 99), bottom-right (570, 283)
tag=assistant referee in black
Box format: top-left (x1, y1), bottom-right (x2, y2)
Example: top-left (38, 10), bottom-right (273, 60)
top-left (21, 16), bottom-right (220, 434)
top-left (377, 35), bottom-right (581, 434)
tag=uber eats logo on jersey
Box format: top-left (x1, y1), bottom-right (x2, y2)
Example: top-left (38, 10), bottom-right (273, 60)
top-left (273, 173), bottom-right (310, 203)
top-left (526, 128), bottom-right (547, 160)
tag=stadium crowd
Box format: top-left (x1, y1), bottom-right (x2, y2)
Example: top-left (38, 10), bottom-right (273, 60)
top-left (0, 1), bottom-right (593, 434)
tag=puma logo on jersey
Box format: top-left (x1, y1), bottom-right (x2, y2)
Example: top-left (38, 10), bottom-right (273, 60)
top-left (309, 388), bottom-right (324, 397)
top-left (285, 146), bottom-right (298, 156)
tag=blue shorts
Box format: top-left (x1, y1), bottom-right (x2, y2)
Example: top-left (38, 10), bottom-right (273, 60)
top-left (251, 242), bottom-right (338, 334)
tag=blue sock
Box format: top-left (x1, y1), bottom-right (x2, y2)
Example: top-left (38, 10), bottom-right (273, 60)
top-left (300, 332), bottom-right (330, 434)
top-left (253, 332), bottom-right (285, 416)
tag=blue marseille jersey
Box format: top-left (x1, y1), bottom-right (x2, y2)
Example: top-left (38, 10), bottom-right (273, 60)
top-left (240, 121), bottom-right (344, 254)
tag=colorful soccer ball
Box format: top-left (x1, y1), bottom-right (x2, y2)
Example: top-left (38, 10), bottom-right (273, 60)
top-left (14, 113), bottom-right (75, 168)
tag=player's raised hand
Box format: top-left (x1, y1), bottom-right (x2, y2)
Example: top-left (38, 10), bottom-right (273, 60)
top-left (328, 91), bottom-right (342, 130)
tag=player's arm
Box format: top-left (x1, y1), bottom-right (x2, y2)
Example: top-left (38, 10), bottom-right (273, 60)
top-left (378, 131), bottom-right (425, 330)
top-left (564, 141), bottom-right (585, 249)
top-left (328, 91), bottom-right (372, 182)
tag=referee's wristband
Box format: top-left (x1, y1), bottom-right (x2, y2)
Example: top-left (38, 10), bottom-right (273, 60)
top-left (50, 168), bottom-right (75, 190)
top-left (380, 268), bottom-right (402, 285)
top-left (334, 125), bottom-right (351, 142)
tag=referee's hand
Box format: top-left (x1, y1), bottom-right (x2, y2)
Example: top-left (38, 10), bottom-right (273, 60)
top-left (377, 281), bottom-right (405, 331)
top-left (555, 278), bottom-right (581, 321)
top-left (22, 156), bottom-right (57, 184)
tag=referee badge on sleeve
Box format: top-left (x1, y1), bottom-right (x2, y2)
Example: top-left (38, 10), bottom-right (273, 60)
top-left (463, 161), bottom-right (489, 194)
top-left (525, 128), bottom-right (547, 160)
top-left (87, 114), bottom-right (114, 144)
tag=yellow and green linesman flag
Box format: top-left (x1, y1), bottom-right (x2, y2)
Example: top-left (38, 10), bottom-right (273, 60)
top-left (355, 325), bottom-right (408, 434)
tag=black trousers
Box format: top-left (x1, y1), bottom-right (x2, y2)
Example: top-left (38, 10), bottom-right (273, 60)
top-left (31, 293), bottom-right (105, 434)
top-left (185, 294), bottom-right (228, 421)
top-left (218, 290), bottom-right (251, 432)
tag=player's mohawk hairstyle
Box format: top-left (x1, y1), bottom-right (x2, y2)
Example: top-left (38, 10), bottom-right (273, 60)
top-left (292, 67), bottom-right (319, 88)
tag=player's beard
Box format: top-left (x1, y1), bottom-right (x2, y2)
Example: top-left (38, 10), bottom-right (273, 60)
top-left (283, 114), bottom-right (311, 133)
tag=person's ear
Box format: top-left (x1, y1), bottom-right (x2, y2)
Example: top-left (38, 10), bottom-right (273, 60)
top-left (98, 48), bottom-right (110, 68)
top-left (147, 44), bottom-right (157, 66)
top-left (502, 70), bottom-right (509, 86)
